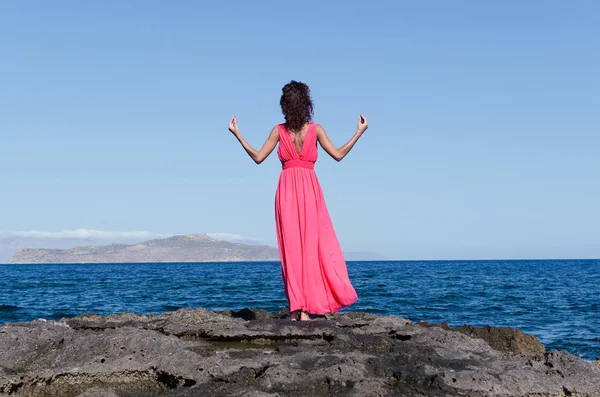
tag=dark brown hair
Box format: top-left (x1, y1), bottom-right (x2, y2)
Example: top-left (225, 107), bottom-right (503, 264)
top-left (280, 80), bottom-right (313, 132)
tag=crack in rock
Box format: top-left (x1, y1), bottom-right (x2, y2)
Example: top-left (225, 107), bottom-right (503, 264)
top-left (0, 368), bottom-right (196, 397)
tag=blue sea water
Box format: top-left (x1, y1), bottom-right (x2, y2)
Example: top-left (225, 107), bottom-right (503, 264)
top-left (0, 260), bottom-right (598, 361)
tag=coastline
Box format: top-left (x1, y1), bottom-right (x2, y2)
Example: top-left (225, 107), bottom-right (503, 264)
top-left (1, 259), bottom-right (599, 363)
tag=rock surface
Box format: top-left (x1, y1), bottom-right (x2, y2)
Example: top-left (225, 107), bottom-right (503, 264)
top-left (9, 234), bottom-right (280, 264)
top-left (0, 308), bottom-right (599, 396)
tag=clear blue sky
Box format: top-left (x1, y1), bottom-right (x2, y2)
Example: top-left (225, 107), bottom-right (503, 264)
top-left (1, 1), bottom-right (599, 259)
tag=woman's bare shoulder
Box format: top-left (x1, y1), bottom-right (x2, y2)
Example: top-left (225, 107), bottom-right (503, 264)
top-left (270, 124), bottom-right (281, 138)
top-left (315, 123), bottom-right (327, 136)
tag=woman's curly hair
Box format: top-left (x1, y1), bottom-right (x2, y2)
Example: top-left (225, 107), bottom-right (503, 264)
top-left (280, 80), bottom-right (314, 132)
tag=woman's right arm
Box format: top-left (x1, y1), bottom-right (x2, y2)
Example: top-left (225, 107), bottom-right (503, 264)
top-left (316, 115), bottom-right (369, 162)
top-left (228, 116), bottom-right (279, 164)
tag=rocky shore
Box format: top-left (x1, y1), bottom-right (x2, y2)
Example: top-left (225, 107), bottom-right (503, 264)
top-left (1, 308), bottom-right (599, 397)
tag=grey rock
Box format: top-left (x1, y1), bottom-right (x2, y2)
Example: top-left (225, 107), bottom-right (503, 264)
top-left (77, 387), bottom-right (120, 397)
top-left (9, 234), bottom-right (279, 264)
top-left (0, 308), bottom-right (599, 396)
top-left (418, 320), bottom-right (546, 357)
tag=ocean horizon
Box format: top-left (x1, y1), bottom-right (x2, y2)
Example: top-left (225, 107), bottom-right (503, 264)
top-left (1, 259), bottom-right (598, 361)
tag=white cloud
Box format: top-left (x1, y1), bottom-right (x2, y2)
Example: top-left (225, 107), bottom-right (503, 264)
top-left (1, 230), bottom-right (264, 244)
top-left (207, 232), bottom-right (264, 243)
top-left (3, 229), bottom-right (167, 240)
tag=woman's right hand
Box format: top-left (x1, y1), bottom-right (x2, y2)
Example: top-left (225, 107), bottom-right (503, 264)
top-left (357, 114), bottom-right (369, 134)
top-left (229, 116), bottom-right (240, 136)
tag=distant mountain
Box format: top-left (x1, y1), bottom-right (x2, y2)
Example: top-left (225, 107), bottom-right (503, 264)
top-left (9, 234), bottom-right (280, 264)
top-left (0, 236), bottom-right (123, 264)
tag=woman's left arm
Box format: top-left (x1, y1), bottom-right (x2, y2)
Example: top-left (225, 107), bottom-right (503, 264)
top-left (228, 116), bottom-right (279, 164)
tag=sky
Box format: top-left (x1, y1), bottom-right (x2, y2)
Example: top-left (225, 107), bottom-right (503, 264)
top-left (1, 1), bottom-right (599, 260)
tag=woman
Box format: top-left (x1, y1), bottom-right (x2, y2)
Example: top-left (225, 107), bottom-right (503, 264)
top-left (228, 80), bottom-right (368, 321)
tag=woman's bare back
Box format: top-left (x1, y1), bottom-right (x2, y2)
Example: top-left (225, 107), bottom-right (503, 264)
top-left (288, 123), bottom-right (310, 157)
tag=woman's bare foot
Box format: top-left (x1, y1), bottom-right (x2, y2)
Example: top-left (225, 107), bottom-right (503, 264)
top-left (299, 311), bottom-right (312, 321)
top-left (289, 310), bottom-right (300, 321)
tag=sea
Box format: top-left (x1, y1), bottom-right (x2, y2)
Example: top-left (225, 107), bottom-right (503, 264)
top-left (0, 260), bottom-right (598, 361)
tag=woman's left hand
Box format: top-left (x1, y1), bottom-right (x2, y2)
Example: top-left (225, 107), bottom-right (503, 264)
top-left (357, 114), bottom-right (369, 134)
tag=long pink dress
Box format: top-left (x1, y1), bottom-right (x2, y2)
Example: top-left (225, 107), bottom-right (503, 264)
top-left (275, 122), bottom-right (358, 314)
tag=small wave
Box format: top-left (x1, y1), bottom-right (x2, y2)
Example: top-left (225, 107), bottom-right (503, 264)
top-left (0, 304), bottom-right (21, 312)
top-left (51, 311), bottom-right (78, 320)
top-left (479, 305), bottom-right (504, 312)
top-left (505, 295), bottom-right (527, 301)
top-left (442, 276), bottom-right (463, 280)
top-left (162, 304), bottom-right (183, 311)
top-left (439, 293), bottom-right (463, 300)
top-left (220, 286), bottom-right (242, 292)
top-left (33, 318), bottom-right (71, 327)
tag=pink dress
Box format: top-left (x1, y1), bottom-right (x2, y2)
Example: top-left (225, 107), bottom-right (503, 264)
top-left (275, 122), bottom-right (358, 314)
